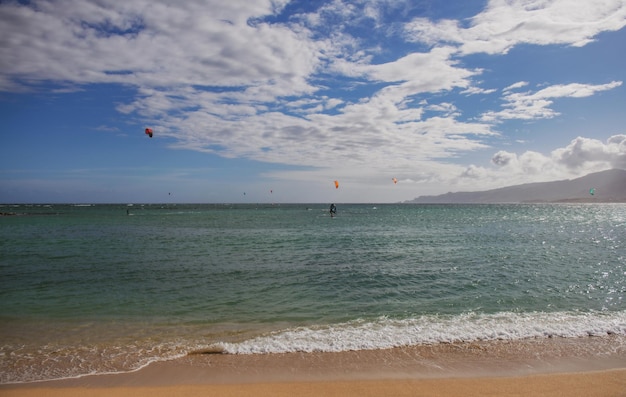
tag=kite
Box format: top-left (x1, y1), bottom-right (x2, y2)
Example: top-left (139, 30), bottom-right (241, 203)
top-left (392, 177), bottom-right (398, 184)
top-left (589, 188), bottom-right (595, 196)
top-left (145, 128), bottom-right (153, 138)
top-left (334, 180), bottom-right (339, 189)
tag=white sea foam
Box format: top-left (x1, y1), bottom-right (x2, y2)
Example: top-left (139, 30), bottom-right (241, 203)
top-left (215, 311), bottom-right (626, 354)
top-left (4, 311), bottom-right (625, 384)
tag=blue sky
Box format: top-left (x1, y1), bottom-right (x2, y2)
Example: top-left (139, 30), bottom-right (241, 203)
top-left (1, 0), bottom-right (625, 203)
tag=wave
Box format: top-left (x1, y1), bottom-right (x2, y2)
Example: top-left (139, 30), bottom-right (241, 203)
top-left (211, 310), bottom-right (626, 354)
top-left (4, 310), bottom-right (625, 384)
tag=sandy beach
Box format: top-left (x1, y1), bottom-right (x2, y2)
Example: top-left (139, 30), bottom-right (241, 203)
top-left (1, 371), bottom-right (626, 397)
top-left (3, 338), bottom-right (625, 396)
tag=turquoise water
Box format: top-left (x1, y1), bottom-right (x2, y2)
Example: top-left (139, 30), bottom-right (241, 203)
top-left (1, 203), bottom-right (625, 382)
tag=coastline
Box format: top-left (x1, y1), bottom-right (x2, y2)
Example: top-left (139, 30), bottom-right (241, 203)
top-left (3, 337), bottom-right (626, 396)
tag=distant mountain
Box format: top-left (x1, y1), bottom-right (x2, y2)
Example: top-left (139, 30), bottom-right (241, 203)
top-left (406, 169), bottom-right (626, 204)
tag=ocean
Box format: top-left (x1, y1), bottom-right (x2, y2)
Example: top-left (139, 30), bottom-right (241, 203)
top-left (1, 203), bottom-right (625, 383)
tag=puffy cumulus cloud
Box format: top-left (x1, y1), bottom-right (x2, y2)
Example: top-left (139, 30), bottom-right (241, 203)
top-left (481, 81), bottom-right (623, 122)
top-left (553, 135), bottom-right (626, 169)
top-left (405, 0), bottom-right (626, 55)
top-left (491, 150), bottom-right (517, 166)
top-left (484, 135), bottom-right (626, 188)
top-left (491, 149), bottom-right (555, 175)
top-left (460, 164), bottom-right (490, 179)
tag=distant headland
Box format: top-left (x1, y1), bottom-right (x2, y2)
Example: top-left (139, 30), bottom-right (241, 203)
top-left (406, 169), bottom-right (626, 204)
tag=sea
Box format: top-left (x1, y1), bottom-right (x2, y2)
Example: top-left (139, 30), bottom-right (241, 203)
top-left (1, 203), bottom-right (625, 384)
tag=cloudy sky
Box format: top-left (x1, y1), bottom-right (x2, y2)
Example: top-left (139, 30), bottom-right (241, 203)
top-left (1, 0), bottom-right (625, 203)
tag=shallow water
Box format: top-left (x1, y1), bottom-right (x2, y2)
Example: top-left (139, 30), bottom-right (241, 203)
top-left (1, 203), bottom-right (625, 383)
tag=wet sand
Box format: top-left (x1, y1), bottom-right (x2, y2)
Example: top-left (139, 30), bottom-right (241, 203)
top-left (3, 337), bottom-right (626, 396)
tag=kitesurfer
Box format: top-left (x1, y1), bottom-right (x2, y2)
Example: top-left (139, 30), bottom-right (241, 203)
top-left (329, 203), bottom-right (337, 217)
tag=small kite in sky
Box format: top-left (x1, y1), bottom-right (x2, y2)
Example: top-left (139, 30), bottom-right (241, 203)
top-left (145, 128), bottom-right (153, 138)
top-left (392, 177), bottom-right (398, 184)
top-left (589, 188), bottom-right (595, 195)
top-left (334, 180), bottom-right (339, 189)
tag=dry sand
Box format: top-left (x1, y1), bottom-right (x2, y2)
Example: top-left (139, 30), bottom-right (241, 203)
top-left (2, 371), bottom-right (625, 397)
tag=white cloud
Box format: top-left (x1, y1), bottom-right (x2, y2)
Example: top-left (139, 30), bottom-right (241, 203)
top-left (405, 0), bottom-right (626, 55)
top-left (425, 102), bottom-right (459, 116)
top-left (481, 81), bottom-right (622, 122)
top-left (440, 134), bottom-right (625, 196)
top-left (553, 134), bottom-right (626, 169)
top-left (490, 149), bottom-right (555, 175)
top-left (1, 0), bottom-right (624, 202)
top-left (461, 86), bottom-right (498, 95)
top-left (491, 150), bottom-right (517, 167)
top-left (486, 135), bottom-right (626, 187)
top-left (2, 0), bottom-right (620, 168)
top-left (1, 1), bottom-right (489, 175)
top-left (0, 0), bottom-right (320, 95)
top-left (503, 81), bottom-right (529, 92)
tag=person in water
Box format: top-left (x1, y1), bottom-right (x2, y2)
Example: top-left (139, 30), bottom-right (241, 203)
top-left (329, 203), bottom-right (337, 217)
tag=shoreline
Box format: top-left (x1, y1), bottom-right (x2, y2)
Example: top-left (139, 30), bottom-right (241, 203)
top-left (3, 337), bottom-right (626, 396)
